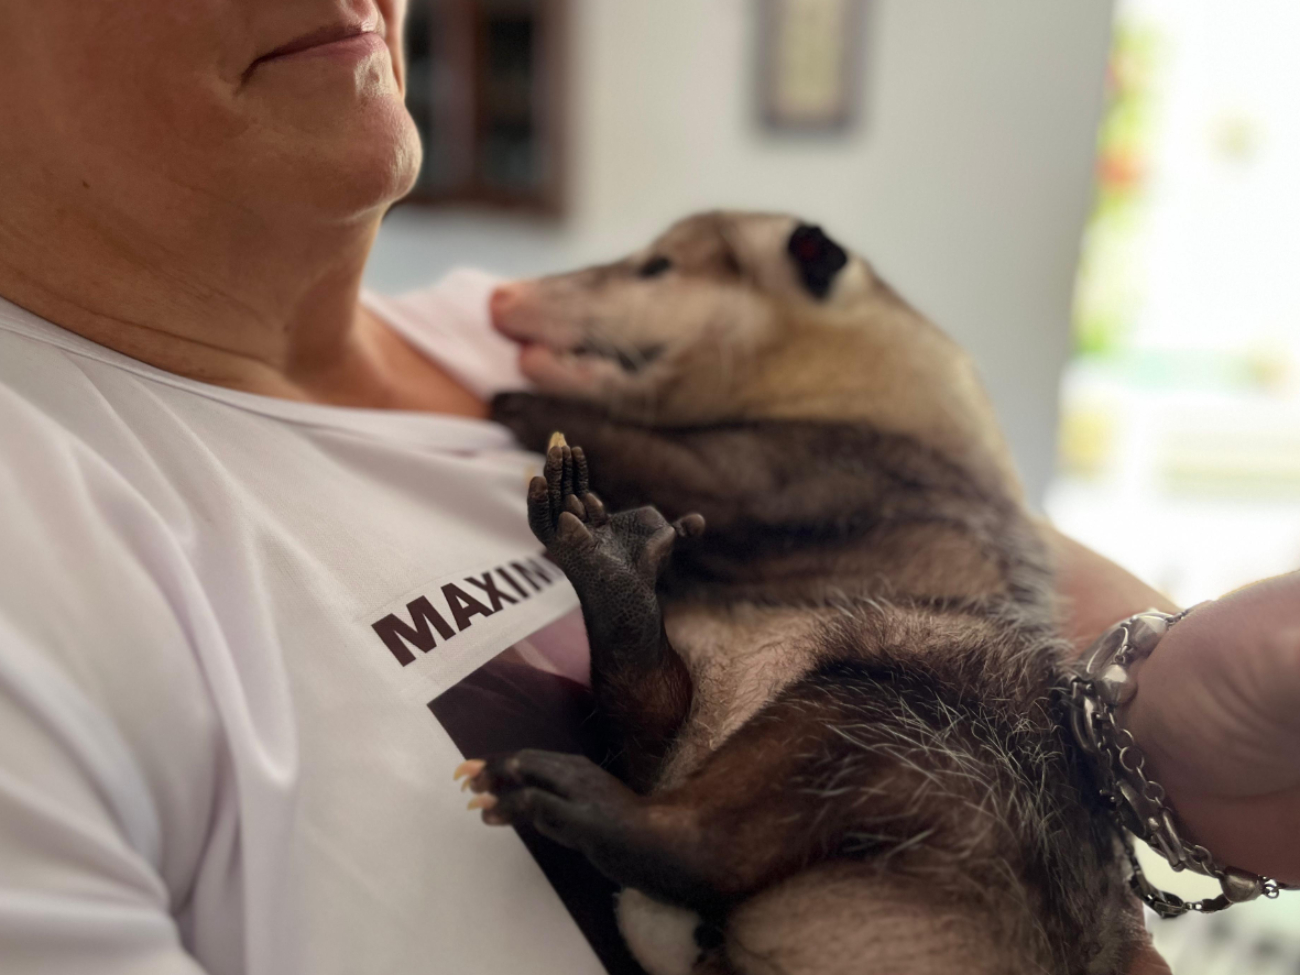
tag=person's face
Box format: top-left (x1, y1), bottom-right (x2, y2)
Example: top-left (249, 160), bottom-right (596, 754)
top-left (0, 0), bottom-right (420, 229)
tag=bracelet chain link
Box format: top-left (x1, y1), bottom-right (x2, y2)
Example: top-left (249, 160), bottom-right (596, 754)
top-left (1060, 608), bottom-right (1297, 918)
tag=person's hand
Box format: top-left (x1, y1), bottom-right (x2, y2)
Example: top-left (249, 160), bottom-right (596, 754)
top-left (1050, 524), bottom-right (1300, 882)
top-left (1122, 573), bottom-right (1300, 886)
top-left (1045, 527), bottom-right (1300, 974)
top-left (1048, 525), bottom-right (1300, 879)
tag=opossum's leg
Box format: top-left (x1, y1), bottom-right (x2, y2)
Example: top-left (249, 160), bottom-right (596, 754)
top-left (466, 671), bottom-right (916, 912)
top-left (529, 442), bottom-right (705, 788)
top-left (464, 749), bottom-right (725, 907)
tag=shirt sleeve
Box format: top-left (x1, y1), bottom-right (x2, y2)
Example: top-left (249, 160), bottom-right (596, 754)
top-left (0, 386), bottom-right (214, 974)
top-left (0, 619), bottom-right (208, 974)
top-left (362, 268), bottom-right (531, 400)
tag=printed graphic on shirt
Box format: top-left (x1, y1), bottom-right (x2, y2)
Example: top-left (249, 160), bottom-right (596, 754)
top-left (429, 642), bottom-right (642, 975)
top-left (371, 554), bottom-right (558, 666)
top-left (366, 548), bottom-right (622, 966)
top-left (364, 550), bottom-right (580, 704)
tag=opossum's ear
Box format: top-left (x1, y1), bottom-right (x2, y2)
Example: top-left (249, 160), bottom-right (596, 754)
top-left (787, 224), bottom-right (849, 300)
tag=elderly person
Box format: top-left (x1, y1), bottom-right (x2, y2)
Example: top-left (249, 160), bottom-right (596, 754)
top-left (0, 2), bottom-right (1294, 974)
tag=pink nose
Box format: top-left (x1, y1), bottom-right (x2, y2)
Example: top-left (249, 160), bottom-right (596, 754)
top-left (490, 283), bottom-right (528, 322)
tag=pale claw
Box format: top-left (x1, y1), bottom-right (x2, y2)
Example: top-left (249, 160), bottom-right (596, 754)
top-left (454, 759), bottom-right (486, 781)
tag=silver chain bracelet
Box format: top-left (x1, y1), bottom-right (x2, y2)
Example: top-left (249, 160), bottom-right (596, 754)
top-left (1061, 608), bottom-right (1297, 918)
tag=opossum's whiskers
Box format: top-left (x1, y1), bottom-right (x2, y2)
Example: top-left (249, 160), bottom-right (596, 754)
top-left (605, 298), bottom-right (662, 425)
top-left (710, 314), bottom-right (736, 411)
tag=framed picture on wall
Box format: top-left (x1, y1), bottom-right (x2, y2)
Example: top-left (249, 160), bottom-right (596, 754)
top-left (758, 0), bottom-right (868, 133)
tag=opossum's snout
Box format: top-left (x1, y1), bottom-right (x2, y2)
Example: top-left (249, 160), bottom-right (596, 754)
top-left (490, 281), bottom-right (553, 342)
top-left (491, 279), bottom-right (666, 396)
top-left (488, 211), bottom-right (880, 422)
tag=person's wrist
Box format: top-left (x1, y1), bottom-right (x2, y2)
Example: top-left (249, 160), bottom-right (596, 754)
top-left (1064, 608), bottom-right (1294, 913)
top-left (1119, 588), bottom-right (1300, 885)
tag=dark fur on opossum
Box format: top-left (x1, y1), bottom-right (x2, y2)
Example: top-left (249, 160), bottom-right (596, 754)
top-left (475, 398), bottom-right (1139, 974)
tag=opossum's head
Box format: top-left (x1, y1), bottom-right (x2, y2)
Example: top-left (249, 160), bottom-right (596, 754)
top-left (493, 210), bottom-right (1020, 495)
top-left (491, 211), bottom-right (868, 417)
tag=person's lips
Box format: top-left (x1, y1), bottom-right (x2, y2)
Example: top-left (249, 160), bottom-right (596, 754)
top-left (249, 18), bottom-right (385, 72)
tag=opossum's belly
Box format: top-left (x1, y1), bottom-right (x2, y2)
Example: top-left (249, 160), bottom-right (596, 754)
top-left (659, 601), bottom-right (829, 787)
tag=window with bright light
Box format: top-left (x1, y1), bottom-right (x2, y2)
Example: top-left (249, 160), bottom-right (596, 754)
top-left (1050, 1), bottom-right (1300, 966)
top-left (1051, 0), bottom-right (1300, 608)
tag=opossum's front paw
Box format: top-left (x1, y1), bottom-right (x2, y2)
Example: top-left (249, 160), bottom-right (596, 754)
top-left (528, 438), bottom-right (704, 589)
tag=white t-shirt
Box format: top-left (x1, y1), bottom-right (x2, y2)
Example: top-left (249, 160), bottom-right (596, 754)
top-left (0, 272), bottom-right (613, 975)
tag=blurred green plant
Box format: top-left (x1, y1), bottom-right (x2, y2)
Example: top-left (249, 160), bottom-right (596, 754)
top-left (1073, 20), bottom-right (1165, 358)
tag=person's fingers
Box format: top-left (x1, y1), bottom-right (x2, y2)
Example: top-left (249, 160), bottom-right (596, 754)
top-left (1124, 572), bottom-right (1300, 883)
top-left (1128, 573), bottom-right (1300, 792)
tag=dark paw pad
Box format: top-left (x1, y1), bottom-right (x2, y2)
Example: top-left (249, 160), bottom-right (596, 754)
top-left (527, 437), bottom-right (704, 587)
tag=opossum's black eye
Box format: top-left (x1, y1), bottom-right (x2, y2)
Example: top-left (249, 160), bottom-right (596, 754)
top-left (787, 223), bottom-right (848, 300)
top-left (638, 256), bottom-right (673, 279)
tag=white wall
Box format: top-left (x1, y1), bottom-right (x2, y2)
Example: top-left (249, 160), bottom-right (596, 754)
top-left (366, 0), bottom-right (1116, 503)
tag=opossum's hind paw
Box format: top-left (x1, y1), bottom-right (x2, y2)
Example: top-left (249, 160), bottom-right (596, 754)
top-left (462, 749), bottom-right (640, 838)
top-left (461, 750), bottom-right (716, 907)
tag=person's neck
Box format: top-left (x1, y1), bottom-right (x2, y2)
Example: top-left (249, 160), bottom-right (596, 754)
top-left (0, 193), bottom-right (486, 416)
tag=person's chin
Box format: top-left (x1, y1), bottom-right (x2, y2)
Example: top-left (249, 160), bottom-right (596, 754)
top-left (249, 98), bottom-right (422, 218)
top-left (241, 54), bottom-right (421, 217)
top-left (320, 101), bottom-right (422, 213)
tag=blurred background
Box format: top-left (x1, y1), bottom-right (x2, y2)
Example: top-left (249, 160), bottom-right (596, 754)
top-left (366, 3), bottom-right (1300, 965)
top-left (366, 0), bottom-right (1114, 503)
top-left (1051, 0), bottom-right (1300, 965)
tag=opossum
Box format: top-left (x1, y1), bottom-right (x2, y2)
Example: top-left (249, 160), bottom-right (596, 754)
top-left (457, 212), bottom-right (1143, 974)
